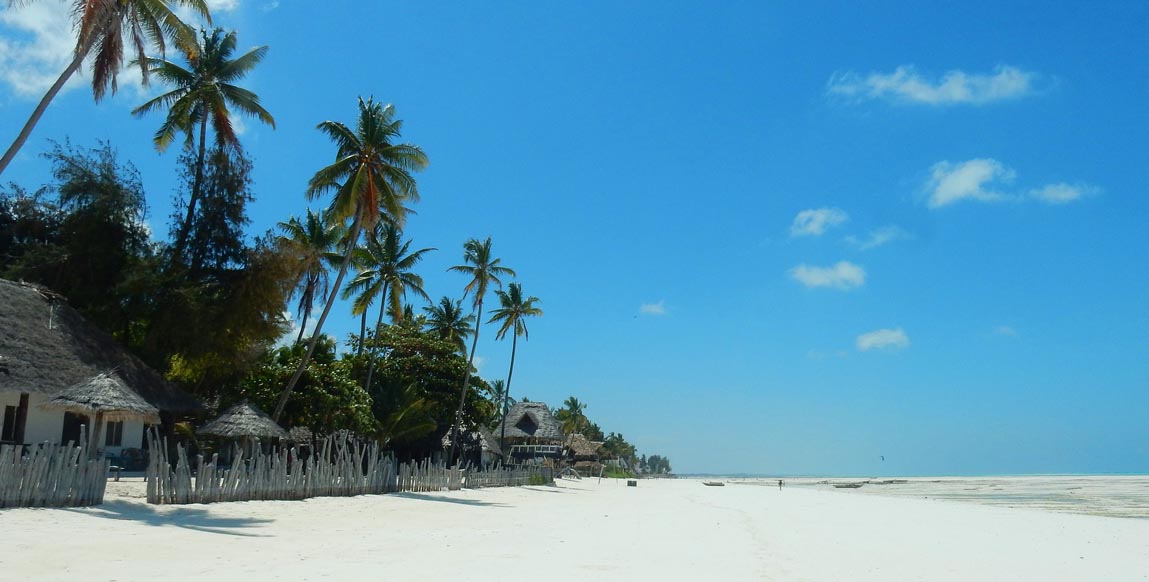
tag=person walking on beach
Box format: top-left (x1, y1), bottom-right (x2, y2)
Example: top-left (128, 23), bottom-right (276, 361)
top-left (778, 479), bottom-right (783, 491)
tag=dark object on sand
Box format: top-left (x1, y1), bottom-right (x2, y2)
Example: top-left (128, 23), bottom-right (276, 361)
top-left (834, 482), bottom-right (864, 489)
top-left (703, 481), bottom-right (725, 487)
top-left (627, 480), bottom-right (637, 487)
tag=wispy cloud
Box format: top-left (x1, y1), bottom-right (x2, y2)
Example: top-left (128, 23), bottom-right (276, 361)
top-left (791, 207), bottom-right (849, 237)
top-left (925, 159), bottom-right (1100, 209)
top-left (1028, 183), bottom-right (1100, 205)
top-left (639, 300), bottom-right (667, 315)
top-left (276, 310), bottom-right (317, 348)
top-left (789, 261), bottom-right (866, 290)
top-left (827, 65), bottom-right (1038, 106)
top-left (845, 226), bottom-right (909, 250)
top-left (994, 325), bottom-right (1018, 337)
top-left (856, 328), bottom-right (910, 351)
top-left (926, 158), bottom-right (1014, 208)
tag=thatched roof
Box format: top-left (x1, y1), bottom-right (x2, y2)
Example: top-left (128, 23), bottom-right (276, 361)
top-left (39, 371), bottom-right (161, 422)
top-left (493, 402), bottom-right (565, 442)
top-left (441, 425), bottom-right (504, 457)
top-left (0, 279), bottom-right (201, 413)
top-left (197, 402), bottom-right (288, 439)
top-left (566, 433), bottom-right (604, 458)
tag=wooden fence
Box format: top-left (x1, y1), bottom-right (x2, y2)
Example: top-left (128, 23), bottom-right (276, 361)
top-left (0, 437), bottom-right (108, 509)
top-left (146, 431), bottom-right (554, 505)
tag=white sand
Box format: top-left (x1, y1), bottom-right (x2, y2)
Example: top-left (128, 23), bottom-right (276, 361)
top-left (3, 477), bottom-right (1147, 581)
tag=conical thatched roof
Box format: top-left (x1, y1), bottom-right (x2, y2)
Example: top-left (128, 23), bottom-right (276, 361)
top-left (493, 402), bottom-right (564, 442)
top-left (198, 402), bottom-right (288, 439)
top-left (39, 371), bottom-right (161, 422)
top-left (0, 279), bottom-right (201, 413)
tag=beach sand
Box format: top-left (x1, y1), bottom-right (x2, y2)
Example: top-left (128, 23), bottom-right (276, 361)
top-left (2, 477), bottom-right (1147, 581)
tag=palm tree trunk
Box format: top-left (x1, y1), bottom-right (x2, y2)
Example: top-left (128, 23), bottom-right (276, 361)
top-left (172, 115), bottom-right (209, 266)
top-left (0, 53), bottom-right (85, 176)
top-left (447, 299), bottom-right (483, 466)
top-left (295, 308), bottom-right (309, 344)
top-left (498, 331), bottom-right (518, 457)
top-left (272, 218), bottom-right (361, 422)
top-left (356, 308), bottom-right (368, 357)
top-left (362, 281), bottom-right (389, 393)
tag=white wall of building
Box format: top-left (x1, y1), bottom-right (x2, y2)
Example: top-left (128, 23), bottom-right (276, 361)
top-left (1, 390), bottom-right (148, 455)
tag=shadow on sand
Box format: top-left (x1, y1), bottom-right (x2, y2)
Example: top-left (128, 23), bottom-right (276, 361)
top-left (391, 492), bottom-right (507, 507)
top-left (65, 499), bottom-right (274, 537)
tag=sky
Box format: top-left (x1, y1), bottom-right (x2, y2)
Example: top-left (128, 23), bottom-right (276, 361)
top-left (1, 1), bottom-right (1147, 476)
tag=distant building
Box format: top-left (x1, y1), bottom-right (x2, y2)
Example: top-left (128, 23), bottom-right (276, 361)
top-left (0, 279), bottom-right (201, 458)
top-left (565, 432), bottom-right (605, 473)
top-left (492, 401), bottom-right (565, 463)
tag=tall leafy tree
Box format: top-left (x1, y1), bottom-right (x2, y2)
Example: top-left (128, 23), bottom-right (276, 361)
top-left (132, 27), bottom-right (275, 263)
top-left (344, 224), bottom-right (434, 392)
top-left (0, 0), bottom-right (210, 176)
top-left (556, 396), bottom-right (588, 436)
top-left (271, 97), bottom-right (428, 421)
top-left (445, 237), bottom-right (514, 463)
top-left (488, 282), bottom-right (542, 451)
top-left (277, 209), bottom-right (344, 344)
top-left (423, 296), bottom-right (474, 354)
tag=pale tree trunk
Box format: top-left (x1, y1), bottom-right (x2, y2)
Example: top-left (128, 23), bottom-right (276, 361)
top-left (362, 281), bottom-right (389, 394)
top-left (272, 218), bottom-right (361, 422)
top-left (0, 53), bottom-right (85, 176)
top-left (356, 308), bottom-right (368, 357)
top-left (88, 411), bottom-right (105, 460)
top-left (498, 331), bottom-right (518, 457)
top-left (447, 298), bottom-right (483, 466)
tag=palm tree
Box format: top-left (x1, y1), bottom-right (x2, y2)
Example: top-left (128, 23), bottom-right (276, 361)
top-left (344, 224), bottom-right (434, 392)
top-left (132, 28), bottom-right (275, 263)
top-left (488, 282), bottom-right (543, 452)
top-left (271, 97), bottom-right (428, 422)
top-left (558, 396), bottom-right (587, 436)
top-left (343, 224), bottom-right (434, 356)
top-left (423, 296), bottom-right (474, 354)
top-left (276, 209), bottom-right (344, 344)
top-left (0, 0), bottom-right (210, 176)
top-left (445, 237), bottom-right (515, 464)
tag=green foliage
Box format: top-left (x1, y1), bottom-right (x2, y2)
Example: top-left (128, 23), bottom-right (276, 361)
top-left (357, 324), bottom-right (497, 447)
top-left (230, 338), bottom-right (375, 435)
top-left (601, 465), bottom-right (633, 479)
top-left (528, 473), bottom-right (547, 486)
top-left (423, 296), bottom-right (474, 354)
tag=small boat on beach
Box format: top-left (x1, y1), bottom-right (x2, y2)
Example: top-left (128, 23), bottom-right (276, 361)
top-left (833, 483), bottom-right (864, 489)
top-left (703, 481), bottom-right (725, 487)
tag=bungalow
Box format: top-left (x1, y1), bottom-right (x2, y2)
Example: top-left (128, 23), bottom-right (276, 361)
top-left (0, 279), bottom-right (201, 461)
top-left (492, 401), bottom-right (565, 463)
top-left (565, 432), bottom-right (605, 472)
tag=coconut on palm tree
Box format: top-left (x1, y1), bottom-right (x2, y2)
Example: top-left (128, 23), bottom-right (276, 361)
top-left (0, 0), bottom-right (211, 176)
top-left (271, 97), bottom-right (428, 422)
top-left (445, 237), bottom-right (515, 463)
top-left (487, 282), bottom-right (542, 452)
top-left (423, 296), bottom-right (474, 354)
top-left (132, 28), bottom-right (275, 263)
top-left (277, 209), bottom-right (344, 344)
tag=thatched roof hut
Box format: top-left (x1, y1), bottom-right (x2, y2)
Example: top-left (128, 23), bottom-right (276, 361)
top-left (0, 279), bottom-right (200, 413)
top-left (39, 371), bottom-right (160, 423)
top-left (565, 433), bottom-right (605, 460)
top-left (493, 402), bottom-right (564, 442)
top-left (198, 402), bottom-right (288, 440)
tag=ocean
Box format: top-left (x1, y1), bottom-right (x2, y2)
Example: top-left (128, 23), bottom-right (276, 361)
top-left (729, 475), bottom-right (1149, 519)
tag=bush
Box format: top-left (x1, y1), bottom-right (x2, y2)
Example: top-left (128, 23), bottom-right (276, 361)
top-left (528, 473), bottom-right (547, 486)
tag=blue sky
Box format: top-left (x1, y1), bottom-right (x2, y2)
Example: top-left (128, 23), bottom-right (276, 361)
top-left (2, 1), bottom-right (1147, 475)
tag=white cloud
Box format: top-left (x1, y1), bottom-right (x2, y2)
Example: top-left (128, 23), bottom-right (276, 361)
top-left (856, 328), bottom-right (910, 351)
top-left (926, 158), bottom-right (1014, 208)
top-left (0, 1), bottom-right (82, 98)
top-left (827, 65), bottom-right (1038, 106)
top-left (789, 261), bottom-right (866, 290)
top-left (791, 207), bottom-right (849, 237)
top-left (639, 300), bottom-right (666, 315)
top-left (471, 355), bottom-right (485, 371)
top-left (1029, 182), bottom-right (1099, 205)
top-left (994, 325), bottom-right (1018, 337)
top-left (208, 0), bottom-right (241, 11)
top-left (845, 226), bottom-right (909, 250)
top-left (276, 310), bottom-right (318, 348)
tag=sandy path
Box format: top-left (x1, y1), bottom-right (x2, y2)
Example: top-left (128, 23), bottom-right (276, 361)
top-left (2, 478), bottom-right (1146, 581)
